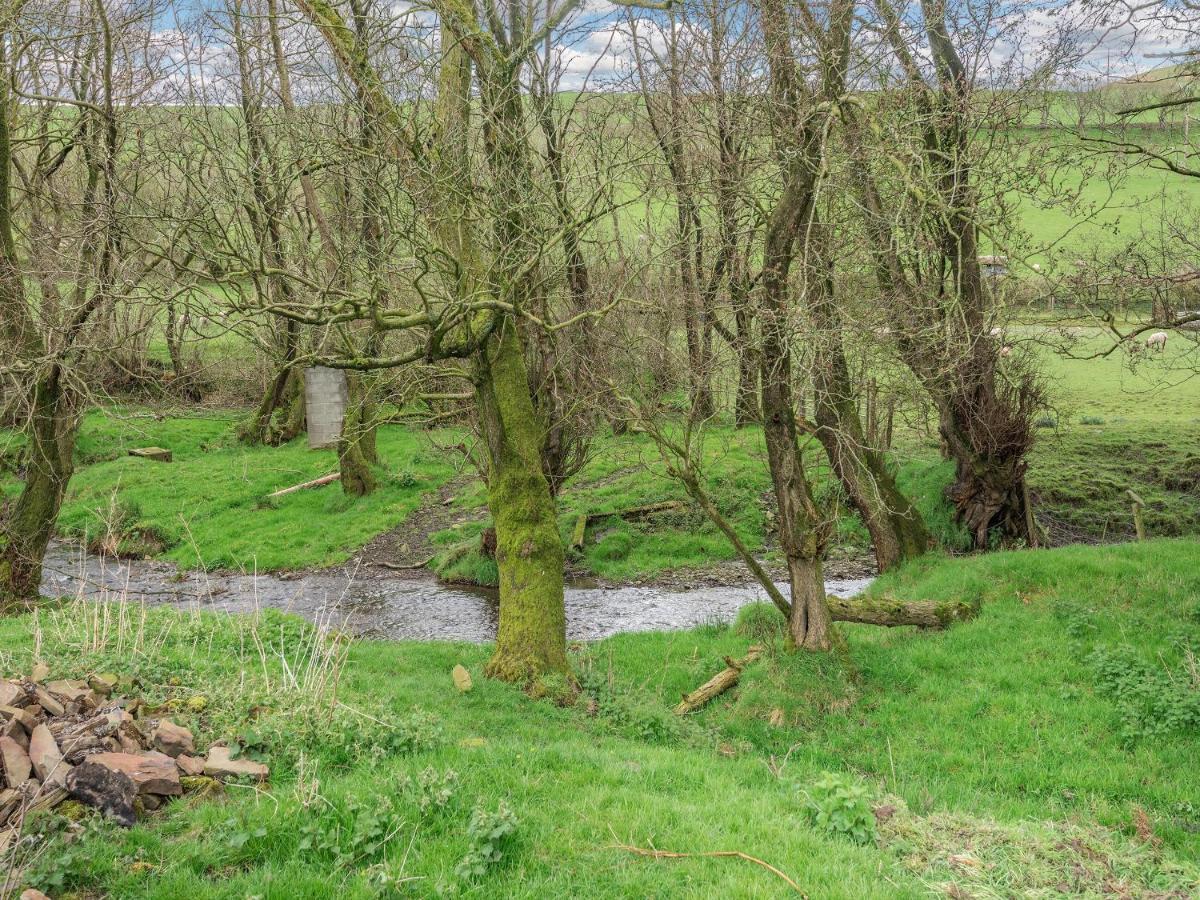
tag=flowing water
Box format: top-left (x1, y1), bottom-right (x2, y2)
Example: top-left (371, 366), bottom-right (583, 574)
top-left (39, 543), bottom-right (873, 643)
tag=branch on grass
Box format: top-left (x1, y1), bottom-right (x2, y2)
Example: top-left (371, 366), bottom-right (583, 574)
top-left (610, 840), bottom-right (805, 894)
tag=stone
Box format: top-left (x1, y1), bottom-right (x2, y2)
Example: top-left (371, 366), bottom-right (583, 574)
top-left (128, 446), bottom-right (172, 462)
top-left (87, 752), bottom-right (181, 796)
top-left (203, 746), bottom-right (269, 782)
top-left (33, 687), bottom-right (65, 718)
top-left (46, 679), bottom-right (92, 702)
top-left (0, 735), bottom-right (31, 788)
top-left (1, 717), bottom-right (28, 748)
top-left (151, 719), bottom-right (194, 758)
top-left (29, 723), bottom-right (71, 787)
top-left (175, 754), bottom-right (205, 777)
top-left (29, 662), bottom-right (49, 682)
top-left (0, 681), bottom-right (22, 708)
top-left (20, 889), bottom-right (52, 900)
top-left (88, 673), bottom-right (119, 697)
top-left (452, 664), bottom-right (473, 693)
top-left (0, 705), bottom-right (36, 733)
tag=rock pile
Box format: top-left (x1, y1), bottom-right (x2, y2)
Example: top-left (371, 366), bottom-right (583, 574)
top-left (0, 667), bottom-right (269, 853)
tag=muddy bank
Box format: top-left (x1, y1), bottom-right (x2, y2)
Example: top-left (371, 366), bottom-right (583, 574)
top-left (39, 542), bottom-right (873, 643)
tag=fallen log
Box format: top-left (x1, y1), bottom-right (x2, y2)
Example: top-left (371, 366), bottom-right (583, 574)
top-left (828, 595), bottom-right (977, 628)
top-left (674, 646), bottom-right (762, 715)
top-left (376, 555), bottom-right (435, 571)
top-left (570, 500), bottom-right (686, 550)
top-left (267, 472), bottom-right (340, 498)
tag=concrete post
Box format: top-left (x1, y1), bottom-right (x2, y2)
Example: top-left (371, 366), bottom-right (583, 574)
top-left (304, 366), bottom-right (348, 450)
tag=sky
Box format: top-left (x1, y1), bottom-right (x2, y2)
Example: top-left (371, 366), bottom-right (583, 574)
top-left (154, 0), bottom-right (1190, 99)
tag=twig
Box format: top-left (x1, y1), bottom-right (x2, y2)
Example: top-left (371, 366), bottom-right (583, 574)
top-left (267, 472), bottom-right (340, 498)
top-left (610, 841), bottom-right (806, 895)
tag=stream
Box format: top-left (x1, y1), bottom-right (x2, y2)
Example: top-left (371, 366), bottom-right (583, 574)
top-left (39, 543), bottom-right (873, 643)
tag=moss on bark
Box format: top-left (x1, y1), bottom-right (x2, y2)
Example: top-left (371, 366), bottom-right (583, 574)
top-left (477, 322), bottom-right (568, 684)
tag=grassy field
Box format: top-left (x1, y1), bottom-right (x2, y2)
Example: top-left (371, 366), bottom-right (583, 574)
top-left (1, 539), bottom-right (1196, 897)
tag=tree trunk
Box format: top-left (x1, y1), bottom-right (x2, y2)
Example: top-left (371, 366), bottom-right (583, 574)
top-left (937, 391), bottom-right (1036, 549)
top-left (338, 371), bottom-right (378, 497)
top-left (477, 322), bottom-right (568, 684)
top-left (809, 253), bottom-right (929, 572)
top-left (0, 373), bottom-right (76, 609)
top-left (732, 284), bottom-right (759, 427)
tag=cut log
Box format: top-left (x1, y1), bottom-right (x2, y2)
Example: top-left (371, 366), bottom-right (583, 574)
top-left (267, 472), bottom-right (340, 498)
top-left (829, 595), bottom-right (977, 628)
top-left (128, 447), bottom-right (172, 462)
top-left (675, 647), bottom-right (762, 715)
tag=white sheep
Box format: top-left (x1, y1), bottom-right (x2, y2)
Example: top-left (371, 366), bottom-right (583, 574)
top-left (1145, 331), bottom-right (1168, 351)
top-left (999, 345), bottom-right (1013, 358)
top-left (989, 326), bottom-right (1004, 339)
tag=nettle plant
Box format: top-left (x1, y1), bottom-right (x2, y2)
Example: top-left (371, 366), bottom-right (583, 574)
top-left (455, 801), bottom-right (519, 881)
top-left (802, 771), bottom-right (877, 845)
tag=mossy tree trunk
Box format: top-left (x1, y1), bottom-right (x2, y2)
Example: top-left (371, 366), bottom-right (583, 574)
top-left (809, 232), bottom-right (929, 572)
top-left (477, 322), bottom-right (568, 683)
top-left (294, 3), bottom-right (570, 682)
top-left (0, 373), bottom-right (77, 610)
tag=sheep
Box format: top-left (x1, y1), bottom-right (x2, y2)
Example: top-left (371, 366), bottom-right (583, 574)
top-left (989, 326), bottom-right (1004, 339)
top-left (999, 345), bottom-right (1013, 358)
top-left (1145, 331), bottom-right (1168, 352)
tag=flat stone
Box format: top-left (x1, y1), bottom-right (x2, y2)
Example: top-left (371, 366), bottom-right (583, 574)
top-left (66, 760), bottom-right (137, 827)
top-left (175, 754), bottom-right (205, 777)
top-left (151, 719), bottom-right (194, 758)
top-left (452, 664), bottom-right (473, 693)
top-left (29, 724), bottom-right (70, 787)
top-left (0, 706), bottom-right (35, 733)
top-left (88, 752), bottom-right (181, 796)
top-left (33, 687), bottom-right (64, 718)
top-left (0, 682), bottom-right (22, 708)
top-left (46, 679), bottom-right (91, 702)
top-left (20, 889), bottom-right (52, 900)
top-left (0, 735), bottom-right (31, 788)
top-left (1, 717), bottom-right (27, 748)
top-left (204, 746), bottom-right (268, 782)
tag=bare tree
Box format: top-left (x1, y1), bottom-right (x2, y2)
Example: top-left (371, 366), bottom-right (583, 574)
top-left (1, 0), bottom-right (169, 606)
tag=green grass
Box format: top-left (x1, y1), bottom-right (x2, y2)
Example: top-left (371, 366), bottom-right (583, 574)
top-left (6, 408), bottom-right (463, 571)
top-left (1, 539), bottom-right (1197, 896)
